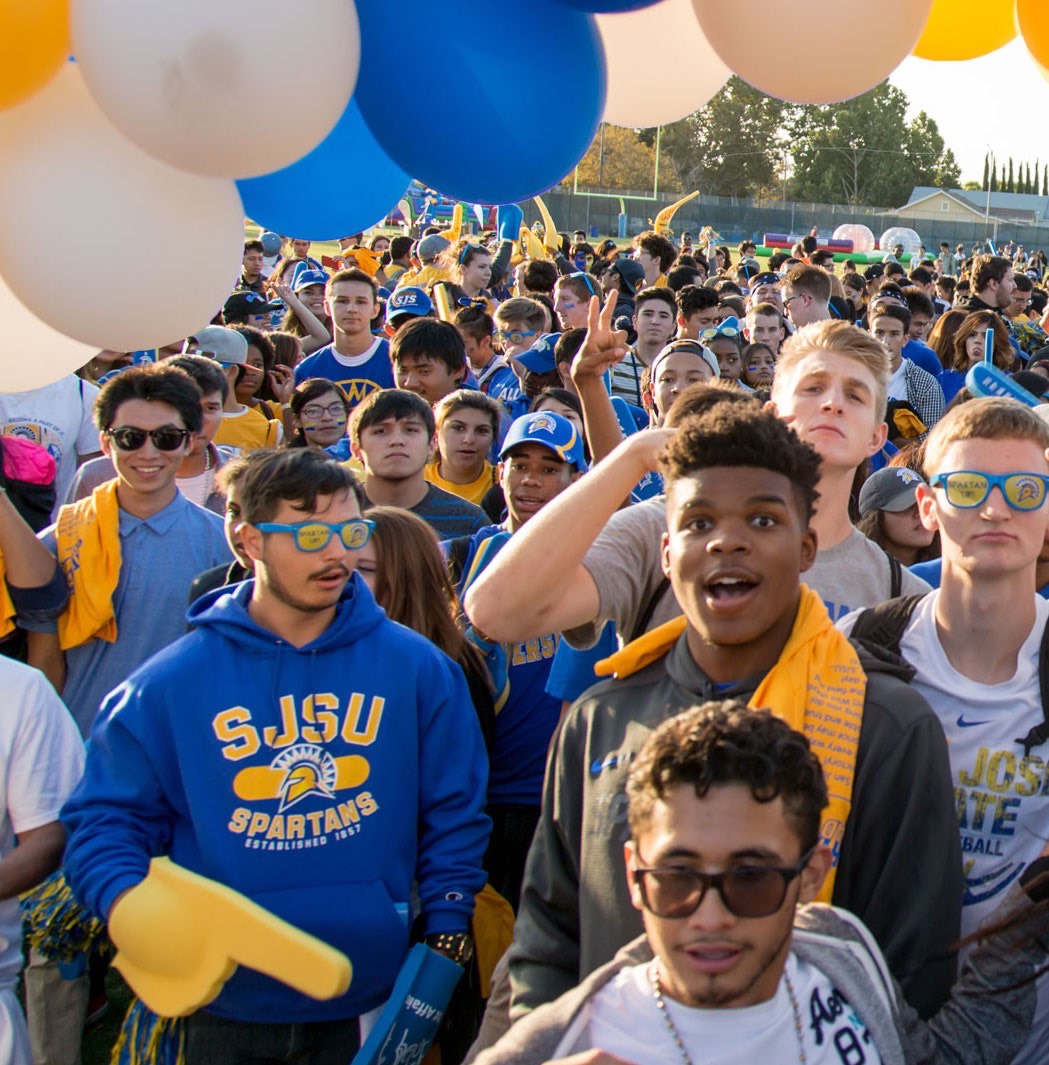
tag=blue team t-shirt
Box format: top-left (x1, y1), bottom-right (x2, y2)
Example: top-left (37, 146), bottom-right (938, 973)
top-left (293, 338), bottom-right (394, 407)
top-left (457, 524), bottom-right (562, 805)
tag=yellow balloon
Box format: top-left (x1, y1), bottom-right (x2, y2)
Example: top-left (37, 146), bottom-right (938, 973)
top-left (0, 0), bottom-right (69, 110)
top-left (913, 0), bottom-right (1017, 61)
top-left (1018, 0), bottom-right (1049, 69)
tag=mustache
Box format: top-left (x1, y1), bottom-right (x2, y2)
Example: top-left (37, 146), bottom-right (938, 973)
top-left (311, 564), bottom-right (351, 581)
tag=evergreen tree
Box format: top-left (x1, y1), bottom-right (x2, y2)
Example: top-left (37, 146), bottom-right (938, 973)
top-left (1026, 162), bottom-right (1033, 194)
top-left (991, 160), bottom-right (998, 191)
top-left (983, 154), bottom-right (990, 191)
top-left (1007, 158), bottom-right (1015, 193)
top-left (1036, 161), bottom-right (1042, 196)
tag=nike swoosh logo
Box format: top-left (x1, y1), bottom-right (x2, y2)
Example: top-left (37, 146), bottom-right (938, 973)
top-left (957, 715), bottom-right (992, 728)
top-left (591, 754), bottom-right (625, 776)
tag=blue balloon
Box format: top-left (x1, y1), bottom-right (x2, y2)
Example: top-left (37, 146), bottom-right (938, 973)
top-left (553, 0), bottom-right (659, 9)
top-left (354, 0), bottom-right (605, 205)
top-left (237, 100), bottom-right (411, 241)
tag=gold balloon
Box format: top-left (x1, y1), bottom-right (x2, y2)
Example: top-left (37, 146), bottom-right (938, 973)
top-left (0, 0), bottom-right (69, 110)
top-left (913, 0), bottom-right (1017, 61)
top-left (1018, 0), bottom-right (1049, 70)
top-left (692, 0), bottom-right (934, 105)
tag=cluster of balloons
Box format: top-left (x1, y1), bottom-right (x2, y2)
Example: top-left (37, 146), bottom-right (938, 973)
top-left (2, 0), bottom-right (1049, 387)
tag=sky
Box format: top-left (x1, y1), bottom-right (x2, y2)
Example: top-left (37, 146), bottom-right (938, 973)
top-left (889, 38), bottom-right (1047, 186)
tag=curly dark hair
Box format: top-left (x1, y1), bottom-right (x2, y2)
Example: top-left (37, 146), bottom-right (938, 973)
top-left (627, 701), bottom-right (828, 850)
top-left (659, 401), bottom-right (822, 521)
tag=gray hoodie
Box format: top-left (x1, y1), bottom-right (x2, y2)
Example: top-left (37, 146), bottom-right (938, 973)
top-left (478, 894), bottom-right (1046, 1065)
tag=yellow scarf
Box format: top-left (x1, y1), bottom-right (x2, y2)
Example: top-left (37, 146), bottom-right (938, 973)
top-left (55, 480), bottom-right (122, 650)
top-left (0, 550), bottom-right (17, 639)
top-left (596, 585), bottom-right (866, 902)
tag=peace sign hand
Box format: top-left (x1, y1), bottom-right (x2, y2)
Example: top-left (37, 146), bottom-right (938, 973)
top-left (571, 292), bottom-right (629, 383)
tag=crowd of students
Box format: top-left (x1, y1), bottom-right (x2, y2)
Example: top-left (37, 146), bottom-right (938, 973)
top-left (3, 219), bottom-right (1049, 1065)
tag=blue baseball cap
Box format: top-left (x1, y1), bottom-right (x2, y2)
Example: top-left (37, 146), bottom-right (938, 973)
top-left (385, 286), bottom-right (433, 323)
top-left (499, 411), bottom-right (586, 471)
top-left (513, 333), bottom-right (560, 374)
top-left (292, 268), bottom-right (329, 292)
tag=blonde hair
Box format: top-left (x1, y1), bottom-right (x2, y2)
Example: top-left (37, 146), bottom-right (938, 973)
top-left (924, 396), bottom-right (1049, 475)
top-left (773, 320), bottom-right (890, 418)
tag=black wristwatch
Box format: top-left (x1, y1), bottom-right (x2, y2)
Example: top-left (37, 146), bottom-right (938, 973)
top-left (424, 931), bottom-right (475, 967)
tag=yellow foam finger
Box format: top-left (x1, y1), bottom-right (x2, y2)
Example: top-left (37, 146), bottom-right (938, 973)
top-left (109, 858), bottom-right (351, 1018)
top-left (534, 196), bottom-right (560, 254)
top-left (653, 191), bottom-right (699, 235)
top-left (438, 204), bottom-right (463, 244)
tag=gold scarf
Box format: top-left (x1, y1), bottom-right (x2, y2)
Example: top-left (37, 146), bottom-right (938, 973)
top-left (596, 585), bottom-right (866, 901)
top-left (55, 480), bottom-right (122, 650)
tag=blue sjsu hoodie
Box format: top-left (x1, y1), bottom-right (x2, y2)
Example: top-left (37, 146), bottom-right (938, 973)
top-left (61, 576), bottom-right (490, 1023)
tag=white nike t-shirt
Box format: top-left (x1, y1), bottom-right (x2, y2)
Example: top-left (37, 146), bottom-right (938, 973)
top-left (575, 954), bottom-right (882, 1065)
top-left (897, 591), bottom-right (1049, 1065)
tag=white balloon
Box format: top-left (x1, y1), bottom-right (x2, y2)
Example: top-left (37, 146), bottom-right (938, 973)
top-left (832, 224), bottom-right (876, 255)
top-left (0, 64), bottom-right (244, 352)
top-left (0, 274), bottom-right (96, 394)
top-left (71, 0), bottom-right (359, 178)
top-left (599, 0), bottom-right (730, 127)
top-left (879, 227), bottom-right (924, 257)
top-left (693, 0), bottom-right (933, 105)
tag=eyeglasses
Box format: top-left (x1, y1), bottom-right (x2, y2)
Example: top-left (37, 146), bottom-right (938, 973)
top-left (105, 426), bottom-right (191, 451)
top-left (632, 846), bottom-right (815, 919)
top-left (700, 323), bottom-right (741, 341)
top-left (495, 329), bottom-right (538, 346)
top-left (782, 293), bottom-right (807, 308)
top-left (458, 242), bottom-right (483, 265)
top-left (929, 471), bottom-right (1049, 511)
top-left (300, 402), bottom-right (347, 420)
top-left (254, 519), bottom-right (375, 552)
top-left (567, 271), bottom-right (598, 298)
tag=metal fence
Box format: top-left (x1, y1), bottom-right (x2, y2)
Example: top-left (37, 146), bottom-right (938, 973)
top-left (524, 189), bottom-right (1049, 252)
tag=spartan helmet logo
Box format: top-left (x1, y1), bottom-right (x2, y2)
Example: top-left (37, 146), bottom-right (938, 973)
top-left (273, 745), bottom-right (338, 812)
top-left (526, 412), bottom-right (557, 435)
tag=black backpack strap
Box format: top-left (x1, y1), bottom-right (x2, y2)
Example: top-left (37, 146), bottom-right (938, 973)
top-left (1016, 621), bottom-right (1049, 757)
top-left (629, 576), bottom-right (672, 644)
top-left (847, 594), bottom-right (926, 657)
top-left (887, 552), bottom-right (902, 599)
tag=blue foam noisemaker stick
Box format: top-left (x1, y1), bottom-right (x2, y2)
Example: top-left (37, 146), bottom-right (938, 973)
top-left (351, 944), bottom-right (463, 1065)
top-left (984, 326), bottom-right (994, 365)
top-left (966, 362), bottom-right (1040, 408)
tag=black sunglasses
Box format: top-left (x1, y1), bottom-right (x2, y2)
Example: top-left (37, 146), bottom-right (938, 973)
top-left (106, 426), bottom-right (192, 452)
top-left (632, 846), bottom-right (815, 919)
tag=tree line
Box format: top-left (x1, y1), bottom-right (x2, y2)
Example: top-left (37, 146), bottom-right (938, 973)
top-left (981, 153), bottom-right (1047, 196)
top-left (569, 77), bottom-right (963, 210)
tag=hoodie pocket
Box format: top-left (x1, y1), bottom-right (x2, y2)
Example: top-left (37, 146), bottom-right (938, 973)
top-left (217, 878), bottom-right (410, 1019)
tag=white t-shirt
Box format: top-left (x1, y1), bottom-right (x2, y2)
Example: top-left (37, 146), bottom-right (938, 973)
top-left (0, 376), bottom-right (100, 516)
top-left (0, 660), bottom-right (85, 990)
top-left (894, 591), bottom-right (1049, 1065)
top-left (577, 955), bottom-right (882, 1065)
top-left (886, 360), bottom-right (907, 402)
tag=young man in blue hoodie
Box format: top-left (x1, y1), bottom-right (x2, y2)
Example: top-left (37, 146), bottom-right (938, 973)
top-left (61, 448), bottom-right (490, 1065)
